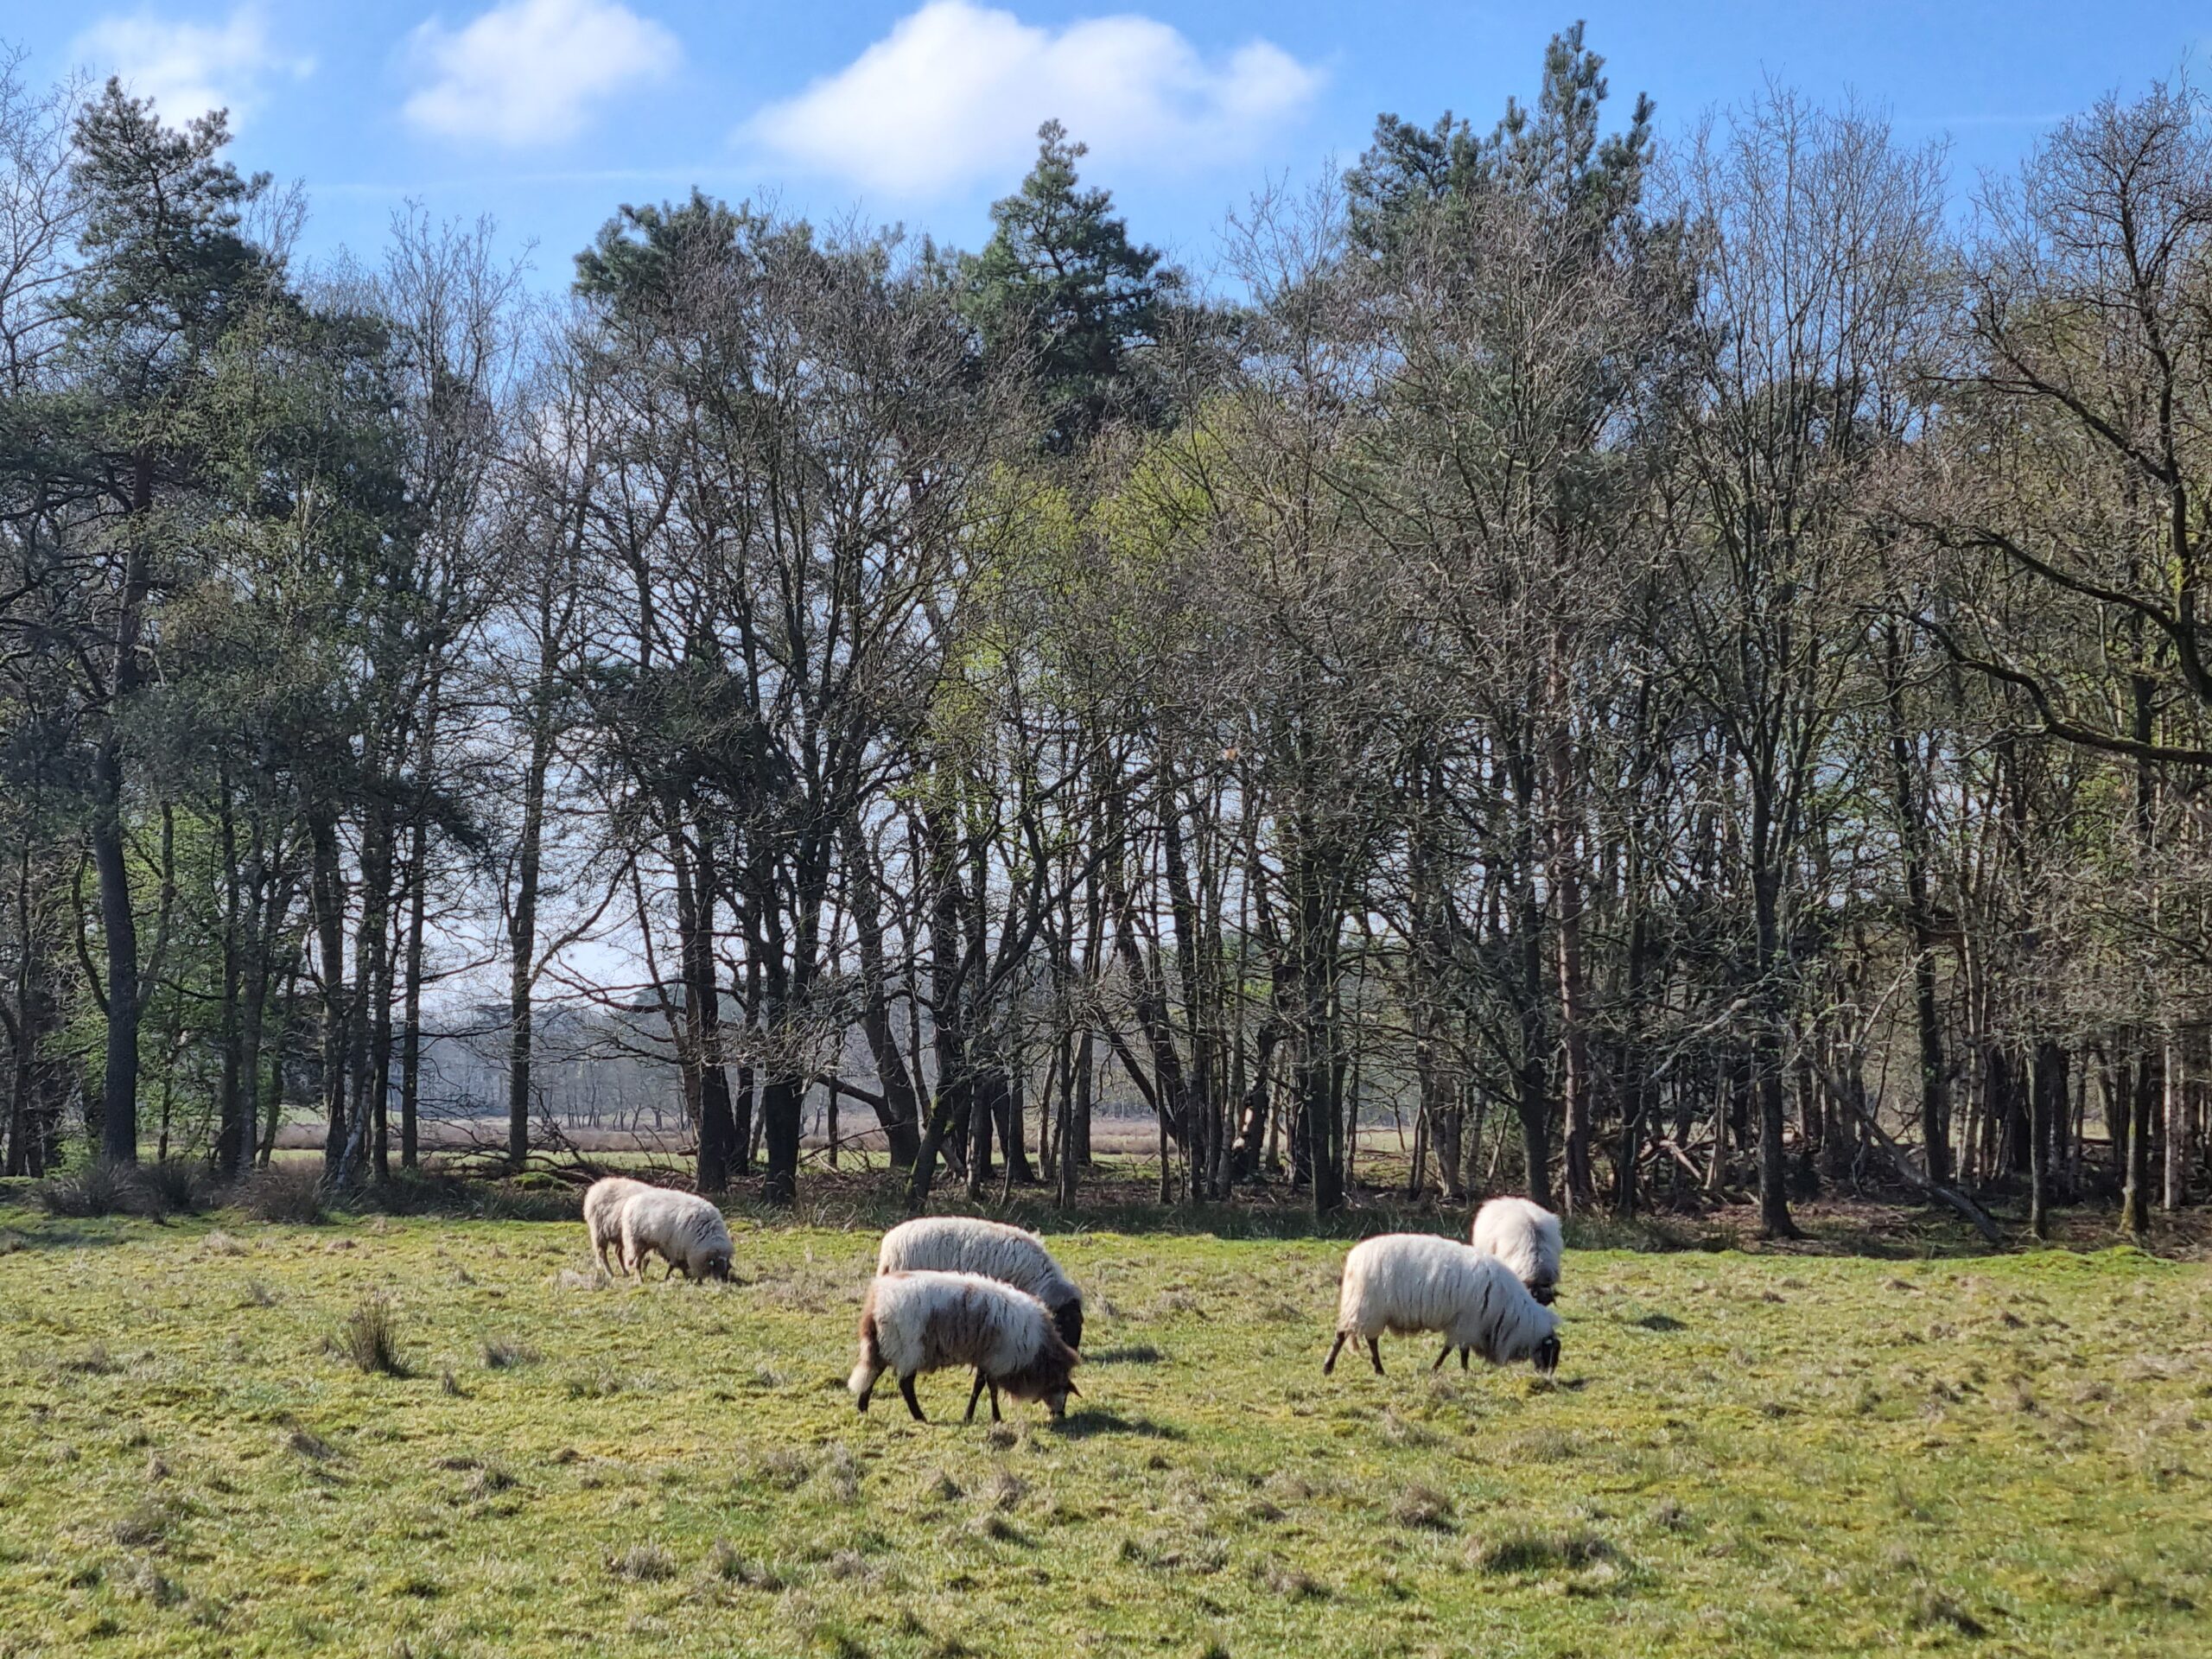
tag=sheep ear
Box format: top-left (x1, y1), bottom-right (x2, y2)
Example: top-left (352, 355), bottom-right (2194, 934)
top-left (1065, 1382), bottom-right (1081, 1396)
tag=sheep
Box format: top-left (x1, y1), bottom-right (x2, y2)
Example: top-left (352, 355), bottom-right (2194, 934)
top-left (875, 1217), bottom-right (1084, 1350)
top-left (1470, 1195), bottom-right (1564, 1305)
top-left (582, 1176), bottom-right (652, 1275)
top-left (849, 1270), bottom-right (1080, 1424)
top-left (617, 1186), bottom-right (734, 1281)
top-left (1323, 1233), bottom-right (1560, 1378)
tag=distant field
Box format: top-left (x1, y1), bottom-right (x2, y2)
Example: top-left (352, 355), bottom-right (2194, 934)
top-left (0, 1208), bottom-right (2206, 1656)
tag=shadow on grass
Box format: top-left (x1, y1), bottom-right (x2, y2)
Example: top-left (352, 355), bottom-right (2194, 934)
top-left (1087, 1344), bottom-right (1166, 1364)
top-left (1052, 1407), bottom-right (1184, 1440)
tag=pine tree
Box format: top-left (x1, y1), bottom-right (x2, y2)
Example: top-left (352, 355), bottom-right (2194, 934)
top-left (962, 121), bottom-right (1175, 453)
top-left (63, 83), bottom-right (279, 1163)
top-left (1346, 22), bottom-right (1656, 255)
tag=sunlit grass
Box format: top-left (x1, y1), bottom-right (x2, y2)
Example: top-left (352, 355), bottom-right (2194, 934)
top-left (0, 1205), bottom-right (2204, 1656)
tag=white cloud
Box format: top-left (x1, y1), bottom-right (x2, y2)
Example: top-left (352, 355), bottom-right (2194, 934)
top-left (73, 6), bottom-right (314, 129)
top-left (404, 0), bottom-right (678, 148)
top-left (747, 0), bottom-right (1323, 196)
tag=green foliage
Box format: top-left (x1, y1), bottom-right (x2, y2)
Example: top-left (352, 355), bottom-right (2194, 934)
top-left (1345, 22), bottom-right (1656, 256)
top-left (961, 121), bottom-right (1178, 452)
top-left (67, 78), bottom-right (279, 410)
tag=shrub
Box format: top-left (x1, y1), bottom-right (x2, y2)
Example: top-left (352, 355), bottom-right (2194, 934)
top-left (335, 1294), bottom-right (408, 1377)
top-left (132, 1159), bottom-right (210, 1217)
top-left (35, 1162), bottom-right (136, 1218)
top-left (233, 1163), bottom-right (325, 1225)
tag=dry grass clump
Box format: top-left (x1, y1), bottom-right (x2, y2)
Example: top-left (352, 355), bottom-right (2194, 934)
top-left (481, 1338), bottom-right (540, 1370)
top-left (61, 1342), bottom-right (121, 1376)
top-left (232, 1164), bottom-right (326, 1225)
top-left (334, 1294), bottom-right (408, 1376)
top-left (111, 1500), bottom-right (177, 1549)
top-left (132, 1159), bottom-right (211, 1217)
top-left (35, 1162), bottom-right (137, 1218)
top-left (1910, 1586), bottom-right (1989, 1636)
top-left (1390, 1483), bottom-right (1455, 1532)
top-left (1470, 1527), bottom-right (1618, 1575)
top-left (607, 1544), bottom-right (677, 1581)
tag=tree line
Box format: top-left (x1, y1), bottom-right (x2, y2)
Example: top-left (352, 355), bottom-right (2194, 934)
top-left (7, 30), bottom-right (2212, 1237)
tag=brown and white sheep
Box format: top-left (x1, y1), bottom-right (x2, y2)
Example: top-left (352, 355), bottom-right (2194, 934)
top-left (849, 1270), bottom-right (1079, 1424)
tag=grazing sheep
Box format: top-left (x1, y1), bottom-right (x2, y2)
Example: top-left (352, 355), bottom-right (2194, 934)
top-left (618, 1186), bottom-right (734, 1281)
top-left (875, 1217), bottom-right (1084, 1350)
top-left (849, 1270), bottom-right (1080, 1424)
top-left (1323, 1233), bottom-right (1560, 1378)
top-left (582, 1176), bottom-right (652, 1274)
top-left (1470, 1196), bottom-right (1564, 1305)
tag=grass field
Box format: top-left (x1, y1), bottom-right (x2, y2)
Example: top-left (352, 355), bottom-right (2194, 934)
top-left (0, 1201), bottom-right (2208, 1658)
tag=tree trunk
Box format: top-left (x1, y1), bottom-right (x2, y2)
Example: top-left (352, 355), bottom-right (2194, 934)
top-left (310, 810), bottom-right (347, 1178)
top-left (1883, 625), bottom-right (1951, 1188)
top-left (2030, 1040), bottom-right (2063, 1240)
top-left (2163, 1039), bottom-right (2188, 1211)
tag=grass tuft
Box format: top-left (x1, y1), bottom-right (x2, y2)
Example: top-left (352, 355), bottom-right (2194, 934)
top-left (608, 1544), bottom-right (677, 1582)
top-left (133, 1159), bottom-right (211, 1217)
top-left (1390, 1483), bottom-right (1455, 1531)
top-left (334, 1295), bottom-right (409, 1376)
top-left (61, 1342), bottom-right (120, 1376)
top-left (111, 1501), bottom-right (175, 1549)
top-left (481, 1338), bottom-right (540, 1370)
top-left (1471, 1528), bottom-right (1618, 1575)
top-left (1910, 1586), bottom-right (1990, 1636)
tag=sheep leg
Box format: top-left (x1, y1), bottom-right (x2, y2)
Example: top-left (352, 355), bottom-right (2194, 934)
top-left (899, 1375), bottom-right (926, 1422)
top-left (1367, 1337), bottom-right (1384, 1376)
top-left (964, 1371), bottom-right (988, 1423)
top-left (1433, 1342), bottom-right (1452, 1372)
top-left (1322, 1332), bottom-right (1349, 1375)
top-left (1459, 1347), bottom-right (1470, 1370)
top-left (988, 1382), bottom-right (1002, 1424)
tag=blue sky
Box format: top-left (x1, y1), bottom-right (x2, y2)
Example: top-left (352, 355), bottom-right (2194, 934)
top-left (12, 1), bottom-right (2203, 285)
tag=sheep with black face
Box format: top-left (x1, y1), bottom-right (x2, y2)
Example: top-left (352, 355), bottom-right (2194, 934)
top-left (1471, 1195), bottom-right (1564, 1306)
top-left (875, 1216), bottom-right (1084, 1349)
top-left (617, 1186), bottom-right (733, 1281)
top-left (1324, 1233), bottom-right (1560, 1378)
top-left (850, 1270), bottom-right (1079, 1424)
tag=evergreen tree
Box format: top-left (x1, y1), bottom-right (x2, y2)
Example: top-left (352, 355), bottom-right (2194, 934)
top-left (962, 121), bottom-right (1175, 453)
top-left (1346, 22), bottom-right (1656, 255)
top-left (61, 83), bottom-right (280, 1163)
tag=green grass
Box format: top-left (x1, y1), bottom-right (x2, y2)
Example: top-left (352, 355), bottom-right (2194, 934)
top-left (0, 1211), bottom-right (2206, 1657)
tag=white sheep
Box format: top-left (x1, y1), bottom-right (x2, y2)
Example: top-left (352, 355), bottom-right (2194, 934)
top-left (618, 1186), bottom-right (734, 1281)
top-left (849, 1269), bottom-right (1080, 1424)
top-left (1470, 1195), bottom-right (1564, 1305)
top-left (1324, 1233), bottom-right (1560, 1377)
top-left (582, 1175), bottom-right (652, 1274)
top-left (875, 1217), bottom-right (1084, 1350)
